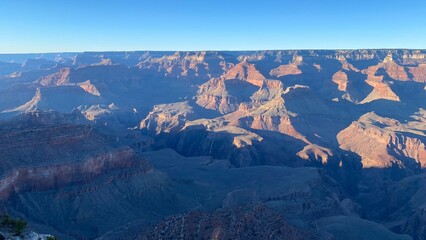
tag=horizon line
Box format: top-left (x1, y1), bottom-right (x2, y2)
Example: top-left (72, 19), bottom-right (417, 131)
top-left (1, 48), bottom-right (426, 55)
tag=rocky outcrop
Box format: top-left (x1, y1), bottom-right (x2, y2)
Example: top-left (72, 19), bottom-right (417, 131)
top-left (0, 147), bottom-right (151, 200)
top-left (408, 64), bottom-right (426, 83)
top-left (358, 53), bottom-right (410, 103)
top-left (39, 68), bottom-right (71, 86)
top-left (139, 204), bottom-right (321, 240)
top-left (332, 71), bottom-right (349, 92)
top-left (77, 80), bottom-right (101, 96)
top-left (2, 50), bottom-right (426, 240)
top-left (337, 112), bottom-right (426, 169)
top-left (138, 51), bottom-right (227, 81)
top-left (140, 101), bottom-right (195, 134)
top-left (169, 120), bottom-right (263, 167)
top-left (0, 112), bottom-right (153, 201)
top-left (223, 60), bottom-right (266, 87)
top-left (269, 55), bottom-right (303, 77)
top-left (360, 78), bottom-right (400, 103)
top-left (250, 79), bottom-right (284, 103)
top-left (225, 94), bottom-right (305, 141)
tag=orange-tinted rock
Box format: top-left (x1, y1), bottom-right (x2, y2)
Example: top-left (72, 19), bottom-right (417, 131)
top-left (140, 101), bottom-right (194, 134)
top-left (78, 80), bottom-right (101, 96)
top-left (337, 112), bottom-right (426, 168)
top-left (270, 64), bottom-right (302, 77)
top-left (332, 71), bottom-right (349, 91)
top-left (224, 60), bottom-right (266, 87)
top-left (409, 64), bottom-right (426, 83)
top-left (39, 68), bottom-right (71, 86)
top-left (361, 78), bottom-right (400, 103)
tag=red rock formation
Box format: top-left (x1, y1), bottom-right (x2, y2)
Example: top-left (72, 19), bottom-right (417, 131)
top-left (361, 78), bottom-right (400, 103)
top-left (337, 112), bottom-right (426, 168)
top-left (225, 95), bottom-right (305, 139)
top-left (408, 64), bottom-right (426, 83)
top-left (270, 64), bottom-right (302, 77)
top-left (269, 55), bottom-right (303, 77)
top-left (223, 60), bottom-right (266, 87)
top-left (196, 62), bottom-right (266, 113)
top-left (0, 113), bottom-right (152, 200)
top-left (380, 54), bottom-right (410, 81)
top-left (332, 71), bottom-right (349, 91)
top-left (361, 59), bottom-right (401, 103)
top-left (0, 148), bottom-right (152, 200)
top-left (39, 68), bottom-right (71, 86)
top-left (77, 80), bottom-right (101, 96)
top-left (140, 101), bottom-right (195, 134)
top-left (138, 51), bottom-right (227, 80)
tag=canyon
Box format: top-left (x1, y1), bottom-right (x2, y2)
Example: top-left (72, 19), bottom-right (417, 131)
top-left (0, 49), bottom-right (426, 239)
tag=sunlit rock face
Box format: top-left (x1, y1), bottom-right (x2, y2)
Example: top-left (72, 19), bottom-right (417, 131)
top-left (337, 112), bottom-right (426, 169)
top-left (2, 49), bottom-right (426, 239)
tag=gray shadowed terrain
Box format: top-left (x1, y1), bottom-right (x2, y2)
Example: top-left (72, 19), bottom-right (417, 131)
top-left (0, 50), bottom-right (426, 239)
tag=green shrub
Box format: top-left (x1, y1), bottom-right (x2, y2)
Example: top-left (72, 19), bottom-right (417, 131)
top-left (0, 214), bottom-right (28, 236)
top-left (1, 214), bottom-right (12, 226)
top-left (10, 218), bottom-right (27, 236)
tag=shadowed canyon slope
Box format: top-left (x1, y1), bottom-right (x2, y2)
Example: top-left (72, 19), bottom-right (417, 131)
top-left (1, 49), bottom-right (426, 239)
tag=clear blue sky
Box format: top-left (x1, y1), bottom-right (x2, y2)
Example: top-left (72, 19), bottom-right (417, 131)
top-left (0, 0), bottom-right (425, 53)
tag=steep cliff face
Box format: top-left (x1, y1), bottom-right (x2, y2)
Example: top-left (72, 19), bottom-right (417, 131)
top-left (196, 77), bottom-right (247, 114)
top-left (0, 148), bottom-right (151, 200)
top-left (39, 67), bottom-right (71, 86)
top-left (223, 60), bottom-right (266, 87)
top-left (225, 94), bottom-right (304, 141)
top-left (0, 112), bottom-right (181, 239)
top-left (196, 61), bottom-right (266, 113)
top-left (137, 51), bottom-right (227, 81)
top-left (2, 50), bottom-right (426, 239)
top-left (357, 172), bottom-right (426, 240)
top-left (0, 112), bottom-right (153, 201)
top-left (409, 64), bottom-right (426, 83)
top-left (77, 80), bottom-right (101, 96)
top-left (332, 70), bottom-right (349, 92)
top-left (169, 121), bottom-right (263, 167)
top-left (337, 112), bottom-right (426, 169)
